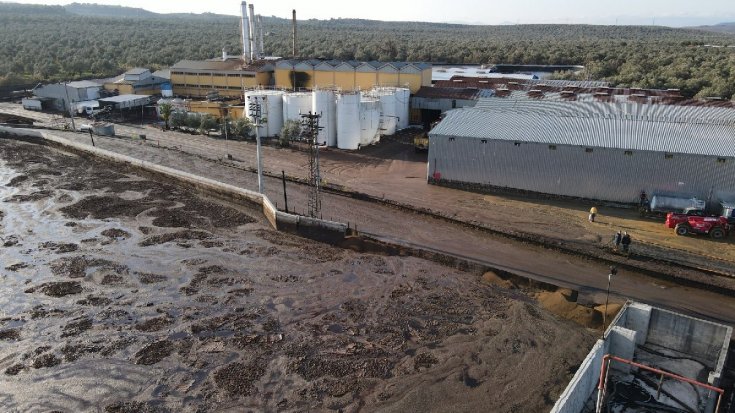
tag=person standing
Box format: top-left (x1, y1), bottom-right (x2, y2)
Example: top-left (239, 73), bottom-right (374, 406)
top-left (621, 232), bottom-right (631, 254)
top-left (613, 231), bottom-right (622, 251)
top-left (589, 206), bottom-right (598, 222)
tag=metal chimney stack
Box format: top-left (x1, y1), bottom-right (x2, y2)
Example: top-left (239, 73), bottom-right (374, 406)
top-left (292, 9), bottom-right (297, 57)
top-left (240, 2), bottom-right (251, 62)
top-left (248, 4), bottom-right (258, 60)
top-left (257, 15), bottom-right (265, 57)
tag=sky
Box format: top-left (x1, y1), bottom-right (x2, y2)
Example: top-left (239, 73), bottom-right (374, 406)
top-left (8, 0), bottom-right (735, 26)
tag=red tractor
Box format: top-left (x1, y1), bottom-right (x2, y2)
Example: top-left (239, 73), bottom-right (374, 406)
top-left (665, 208), bottom-right (729, 239)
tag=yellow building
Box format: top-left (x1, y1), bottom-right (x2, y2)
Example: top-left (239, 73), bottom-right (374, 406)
top-left (170, 58), bottom-right (274, 99)
top-left (274, 60), bottom-right (431, 94)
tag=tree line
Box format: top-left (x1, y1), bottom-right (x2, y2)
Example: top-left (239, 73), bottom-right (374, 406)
top-left (1, 3), bottom-right (734, 98)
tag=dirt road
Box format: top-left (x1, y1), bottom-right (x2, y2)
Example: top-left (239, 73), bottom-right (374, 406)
top-left (0, 138), bottom-right (594, 412)
top-left (2, 103), bottom-right (732, 272)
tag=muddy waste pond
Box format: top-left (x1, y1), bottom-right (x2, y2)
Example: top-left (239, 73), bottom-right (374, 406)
top-left (0, 137), bottom-right (594, 412)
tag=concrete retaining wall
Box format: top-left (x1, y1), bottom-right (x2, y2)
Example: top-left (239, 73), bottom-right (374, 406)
top-left (645, 307), bottom-right (732, 386)
top-left (0, 127), bottom-right (348, 244)
top-left (550, 339), bottom-right (609, 413)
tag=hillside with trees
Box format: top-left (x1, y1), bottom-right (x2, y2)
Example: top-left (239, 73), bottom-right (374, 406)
top-left (1, 2), bottom-right (734, 98)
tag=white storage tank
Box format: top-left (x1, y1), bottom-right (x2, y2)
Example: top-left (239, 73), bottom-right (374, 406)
top-left (282, 92), bottom-right (313, 123)
top-left (372, 88), bottom-right (398, 136)
top-left (244, 90), bottom-right (285, 138)
top-left (336, 93), bottom-right (360, 150)
top-left (395, 87), bottom-right (411, 130)
top-left (360, 98), bottom-right (381, 146)
top-left (313, 89), bottom-right (337, 147)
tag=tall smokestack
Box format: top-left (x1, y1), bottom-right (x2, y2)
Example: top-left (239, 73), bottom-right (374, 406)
top-left (240, 2), bottom-right (251, 61)
top-left (257, 15), bottom-right (265, 57)
top-left (248, 4), bottom-right (257, 60)
top-left (292, 9), bottom-right (297, 58)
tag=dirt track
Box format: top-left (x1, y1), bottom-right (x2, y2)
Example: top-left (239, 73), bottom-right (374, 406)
top-left (0, 138), bottom-right (596, 412)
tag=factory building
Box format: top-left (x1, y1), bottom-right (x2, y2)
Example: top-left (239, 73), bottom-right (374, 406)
top-left (31, 80), bottom-right (103, 112)
top-left (428, 98), bottom-right (735, 205)
top-left (274, 60), bottom-right (432, 93)
top-left (103, 68), bottom-right (170, 96)
top-left (170, 58), bottom-right (274, 99)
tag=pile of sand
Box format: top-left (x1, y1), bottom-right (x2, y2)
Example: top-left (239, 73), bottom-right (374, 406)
top-left (536, 290), bottom-right (620, 329)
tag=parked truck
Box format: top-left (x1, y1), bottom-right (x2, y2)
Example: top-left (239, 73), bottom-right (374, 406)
top-left (721, 202), bottom-right (735, 227)
top-left (643, 195), bottom-right (706, 216)
top-left (665, 209), bottom-right (729, 239)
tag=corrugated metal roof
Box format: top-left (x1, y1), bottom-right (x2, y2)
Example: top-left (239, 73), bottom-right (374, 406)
top-left (430, 100), bottom-right (735, 157)
top-left (414, 86), bottom-right (492, 100)
top-left (124, 68), bottom-right (149, 75)
top-left (277, 59), bottom-right (431, 71)
top-left (66, 80), bottom-right (102, 89)
top-left (99, 94), bottom-right (151, 103)
top-left (473, 98), bottom-right (735, 123)
top-left (171, 59), bottom-right (272, 72)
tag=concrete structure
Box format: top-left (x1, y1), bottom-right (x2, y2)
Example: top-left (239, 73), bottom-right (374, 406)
top-left (274, 60), bottom-right (432, 93)
top-left (32, 81), bottom-right (102, 112)
top-left (428, 98), bottom-right (735, 205)
top-left (552, 302), bottom-right (732, 413)
top-left (103, 68), bottom-right (169, 96)
top-left (170, 59), bottom-right (274, 99)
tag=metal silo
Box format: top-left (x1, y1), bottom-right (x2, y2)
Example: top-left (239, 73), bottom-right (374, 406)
top-left (360, 98), bottom-right (381, 146)
top-left (372, 87), bottom-right (398, 135)
top-left (244, 90), bottom-right (285, 138)
top-left (312, 89), bottom-right (337, 146)
top-left (282, 92), bottom-right (313, 122)
top-left (336, 92), bottom-right (360, 150)
top-left (395, 87), bottom-right (411, 130)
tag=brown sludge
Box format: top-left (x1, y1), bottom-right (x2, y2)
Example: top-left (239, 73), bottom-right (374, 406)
top-left (0, 138), bottom-right (594, 412)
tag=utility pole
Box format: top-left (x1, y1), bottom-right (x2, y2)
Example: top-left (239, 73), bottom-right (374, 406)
top-left (602, 266), bottom-right (618, 339)
top-left (221, 107), bottom-right (230, 159)
top-left (300, 111), bottom-right (323, 218)
top-left (248, 96), bottom-right (266, 194)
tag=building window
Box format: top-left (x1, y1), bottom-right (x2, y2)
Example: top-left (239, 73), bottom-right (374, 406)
top-left (514, 142), bottom-right (521, 146)
top-left (665, 153), bottom-right (674, 159)
top-left (624, 150), bottom-right (633, 156)
top-left (480, 139), bottom-right (487, 144)
top-left (549, 145), bottom-right (557, 150)
top-left (449, 137), bottom-right (455, 142)
top-left (718, 157), bottom-right (727, 163)
top-left (585, 148), bottom-right (593, 153)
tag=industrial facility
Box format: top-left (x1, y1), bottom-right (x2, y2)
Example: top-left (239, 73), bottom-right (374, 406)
top-left (553, 302), bottom-right (732, 413)
top-left (428, 97), bottom-right (735, 205)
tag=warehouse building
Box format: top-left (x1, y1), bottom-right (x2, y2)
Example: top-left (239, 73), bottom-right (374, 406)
top-left (31, 80), bottom-right (103, 112)
top-left (428, 98), bottom-right (735, 205)
top-left (274, 60), bottom-right (432, 93)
